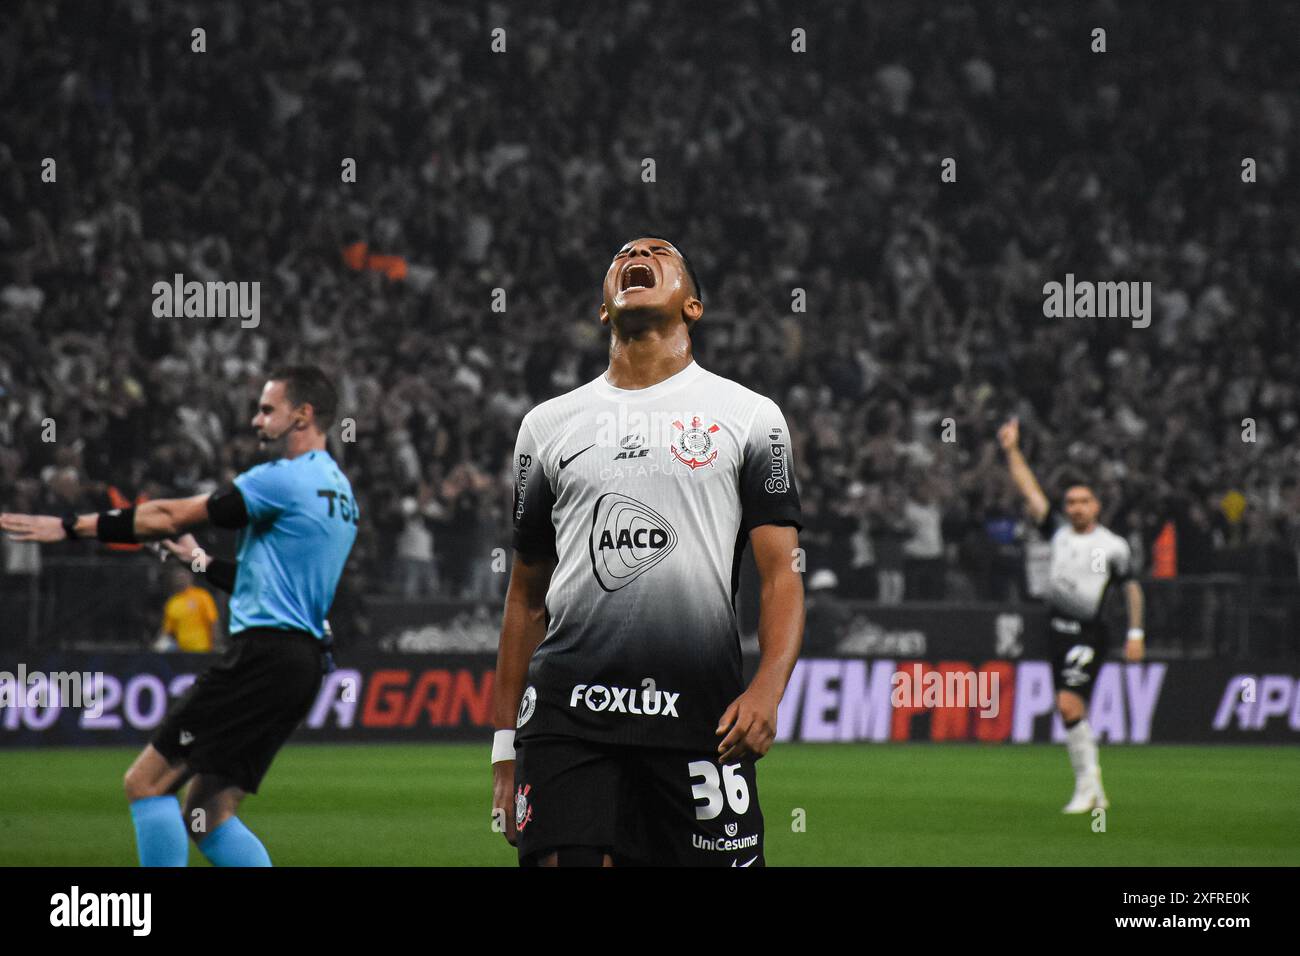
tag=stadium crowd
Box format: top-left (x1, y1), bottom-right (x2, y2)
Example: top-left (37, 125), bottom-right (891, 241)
top-left (2, 0), bottom-right (1298, 624)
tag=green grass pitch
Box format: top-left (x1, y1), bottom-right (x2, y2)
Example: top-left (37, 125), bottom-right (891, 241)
top-left (0, 743), bottom-right (1295, 866)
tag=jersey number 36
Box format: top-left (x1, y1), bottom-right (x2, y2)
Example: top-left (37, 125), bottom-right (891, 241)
top-left (688, 760), bottom-right (750, 820)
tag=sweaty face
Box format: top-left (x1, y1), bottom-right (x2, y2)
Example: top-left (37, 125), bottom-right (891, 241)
top-left (251, 380), bottom-right (298, 453)
top-left (1064, 486), bottom-right (1100, 531)
top-left (602, 238), bottom-right (697, 325)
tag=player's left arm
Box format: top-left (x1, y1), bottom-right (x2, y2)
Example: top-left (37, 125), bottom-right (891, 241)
top-left (719, 399), bottom-right (806, 763)
top-left (717, 523), bottom-right (806, 764)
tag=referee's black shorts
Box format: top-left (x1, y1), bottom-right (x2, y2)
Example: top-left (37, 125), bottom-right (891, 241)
top-left (152, 627), bottom-right (324, 793)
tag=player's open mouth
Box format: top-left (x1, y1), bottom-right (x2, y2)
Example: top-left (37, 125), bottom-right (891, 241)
top-left (620, 263), bottom-right (655, 291)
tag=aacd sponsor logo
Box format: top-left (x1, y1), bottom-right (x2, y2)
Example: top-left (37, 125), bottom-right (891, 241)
top-left (589, 492), bottom-right (678, 591)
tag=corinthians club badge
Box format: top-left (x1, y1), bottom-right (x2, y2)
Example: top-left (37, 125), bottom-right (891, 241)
top-left (670, 415), bottom-right (720, 470)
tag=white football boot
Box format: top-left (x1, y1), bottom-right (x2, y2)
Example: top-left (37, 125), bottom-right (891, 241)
top-left (1062, 771), bottom-right (1108, 813)
top-left (1093, 769), bottom-right (1109, 810)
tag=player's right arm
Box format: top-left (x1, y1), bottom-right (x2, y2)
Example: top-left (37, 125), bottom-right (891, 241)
top-left (491, 552), bottom-right (554, 845)
top-left (491, 416), bottom-right (558, 846)
top-left (997, 417), bottom-right (1050, 525)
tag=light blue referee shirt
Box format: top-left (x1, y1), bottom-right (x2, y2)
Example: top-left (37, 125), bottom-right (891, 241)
top-left (230, 450), bottom-right (358, 638)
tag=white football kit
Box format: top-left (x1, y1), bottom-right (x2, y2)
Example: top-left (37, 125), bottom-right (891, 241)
top-left (511, 360), bottom-right (802, 750)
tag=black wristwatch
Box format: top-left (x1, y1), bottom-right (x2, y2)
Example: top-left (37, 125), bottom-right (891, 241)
top-left (61, 513), bottom-right (80, 540)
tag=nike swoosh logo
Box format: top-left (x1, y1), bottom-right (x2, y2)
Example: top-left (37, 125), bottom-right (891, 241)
top-left (731, 855), bottom-right (759, 867)
top-left (559, 443), bottom-right (597, 470)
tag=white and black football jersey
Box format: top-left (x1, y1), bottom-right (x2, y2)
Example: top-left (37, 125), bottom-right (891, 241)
top-left (1038, 512), bottom-right (1133, 622)
top-left (510, 360), bottom-right (802, 750)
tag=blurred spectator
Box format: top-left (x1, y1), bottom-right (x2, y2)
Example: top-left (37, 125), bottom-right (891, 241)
top-left (0, 0), bottom-right (1296, 617)
top-left (872, 484), bottom-right (910, 605)
top-left (903, 478), bottom-right (946, 601)
top-left (155, 566), bottom-right (218, 653)
top-left (394, 486), bottom-right (441, 599)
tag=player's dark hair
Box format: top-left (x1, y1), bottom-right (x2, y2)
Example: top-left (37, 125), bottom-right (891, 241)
top-left (631, 234), bottom-right (704, 304)
top-left (268, 365), bottom-right (338, 430)
top-left (1059, 472), bottom-right (1096, 499)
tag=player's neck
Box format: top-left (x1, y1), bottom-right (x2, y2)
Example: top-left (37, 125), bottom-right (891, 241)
top-left (605, 326), bottom-right (694, 390)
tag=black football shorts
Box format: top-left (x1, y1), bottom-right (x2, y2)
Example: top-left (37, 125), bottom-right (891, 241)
top-left (1048, 615), bottom-right (1109, 703)
top-left (514, 734), bottom-right (765, 867)
top-left (152, 628), bottom-right (324, 793)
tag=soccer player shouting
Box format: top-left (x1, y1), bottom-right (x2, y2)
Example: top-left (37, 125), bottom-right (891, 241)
top-left (998, 417), bottom-right (1145, 813)
top-left (2, 366), bottom-right (356, 865)
top-left (492, 237), bottom-right (805, 866)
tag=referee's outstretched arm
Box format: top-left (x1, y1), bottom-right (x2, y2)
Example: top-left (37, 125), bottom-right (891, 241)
top-left (2, 487), bottom-right (248, 544)
top-left (997, 417), bottom-right (1050, 524)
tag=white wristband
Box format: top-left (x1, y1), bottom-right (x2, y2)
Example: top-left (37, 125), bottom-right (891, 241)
top-left (491, 729), bottom-right (516, 764)
top-left (1126, 628), bottom-right (1145, 641)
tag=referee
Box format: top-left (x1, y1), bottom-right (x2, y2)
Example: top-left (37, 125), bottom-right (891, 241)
top-left (998, 417), bottom-right (1144, 813)
top-left (1, 366), bottom-right (357, 866)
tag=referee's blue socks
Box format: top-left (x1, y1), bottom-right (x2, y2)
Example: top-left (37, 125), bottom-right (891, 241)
top-left (129, 795), bottom-right (189, 867)
top-left (198, 817), bottom-right (272, 867)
